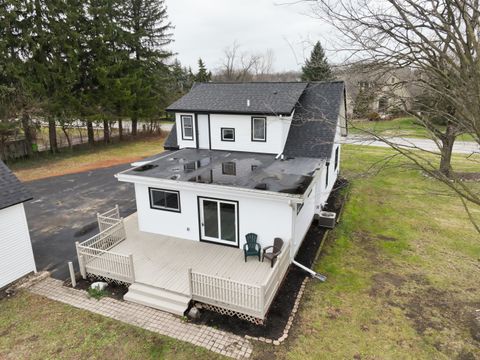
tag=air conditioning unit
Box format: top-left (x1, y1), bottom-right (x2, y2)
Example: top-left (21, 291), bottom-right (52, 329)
top-left (317, 211), bottom-right (337, 228)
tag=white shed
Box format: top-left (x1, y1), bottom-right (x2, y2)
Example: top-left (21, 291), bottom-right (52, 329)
top-left (0, 161), bottom-right (36, 289)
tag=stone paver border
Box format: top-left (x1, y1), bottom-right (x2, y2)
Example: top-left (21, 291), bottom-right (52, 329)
top-left (29, 277), bottom-right (252, 359)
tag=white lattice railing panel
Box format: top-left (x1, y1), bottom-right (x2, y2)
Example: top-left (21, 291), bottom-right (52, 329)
top-left (76, 208), bottom-right (134, 284)
top-left (189, 242), bottom-right (291, 320)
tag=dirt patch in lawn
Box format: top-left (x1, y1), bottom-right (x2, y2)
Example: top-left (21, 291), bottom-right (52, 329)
top-left (191, 178), bottom-right (349, 339)
top-left (369, 269), bottom-right (480, 352)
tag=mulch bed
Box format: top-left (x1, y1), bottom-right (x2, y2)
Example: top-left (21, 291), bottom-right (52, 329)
top-left (63, 276), bottom-right (128, 301)
top-left (191, 178), bottom-right (349, 339)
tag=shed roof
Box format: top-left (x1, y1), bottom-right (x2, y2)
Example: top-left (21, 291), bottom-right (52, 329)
top-left (0, 160), bottom-right (32, 210)
top-left (283, 81), bottom-right (345, 159)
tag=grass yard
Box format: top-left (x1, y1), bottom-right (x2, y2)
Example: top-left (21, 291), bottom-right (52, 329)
top-left (1, 142), bottom-right (479, 359)
top-left (0, 292), bottom-right (223, 360)
top-left (9, 136), bottom-right (166, 182)
top-left (266, 145), bottom-right (480, 359)
top-left (350, 117), bottom-right (475, 141)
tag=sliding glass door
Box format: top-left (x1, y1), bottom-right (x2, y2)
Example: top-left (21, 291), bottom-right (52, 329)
top-left (199, 197), bottom-right (238, 246)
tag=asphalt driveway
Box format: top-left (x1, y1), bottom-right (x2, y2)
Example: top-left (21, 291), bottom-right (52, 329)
top-left (24, 164), bottom-right (138, 280)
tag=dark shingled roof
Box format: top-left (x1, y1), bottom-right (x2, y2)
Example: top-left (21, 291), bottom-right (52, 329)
top-left (166, 82), bottom-right (308, 115)
top-left (0, 160), bottom-right (32, 210)
top-left (164, 124), bottom-right (178, 150)
top-left (283, 81), bottom-right (345, 160)
top-left (163, 81), bottom-right (346, 158)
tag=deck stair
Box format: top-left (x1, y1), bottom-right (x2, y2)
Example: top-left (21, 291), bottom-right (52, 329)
top-left (124, 282), bottom-right (191, 316)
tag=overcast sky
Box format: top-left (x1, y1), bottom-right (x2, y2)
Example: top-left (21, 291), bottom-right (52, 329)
top-left (166, 0), bottom-right (335, 73)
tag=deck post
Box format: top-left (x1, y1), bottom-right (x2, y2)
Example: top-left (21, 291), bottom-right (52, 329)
top-left (128, 254), bottom-right (135, 283)
top-left (75, 241), bottom-right (87, 279)
top-left (260, 284), bottom-right (266, 314)
top-left (120, 218), bottom-right (126, 241)
top-left (115, 204), bottom-right (120, 218)
top-left (187, 268), bottom-right (193, 297)
top-left (79, 255), bottom-right (86, 279)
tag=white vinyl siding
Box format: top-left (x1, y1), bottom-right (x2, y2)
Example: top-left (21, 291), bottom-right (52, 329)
top-left (0, 203), bottom-right (36, 289)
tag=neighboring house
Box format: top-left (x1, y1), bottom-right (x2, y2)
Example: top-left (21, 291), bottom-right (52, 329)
top-left (0, 161), bottom-right (36, 289)
top-left (337, 65), bottom-right (414, 117)
top-left (76, 81), bottom-right (347, 323)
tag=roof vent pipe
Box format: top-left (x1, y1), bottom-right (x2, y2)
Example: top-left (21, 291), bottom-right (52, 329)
top-left (247, 99), bottom-right (250, 107)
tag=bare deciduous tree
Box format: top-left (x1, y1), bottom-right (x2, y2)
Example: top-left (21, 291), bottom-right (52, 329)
top-left (308, 0), bottom-right (480, 229)
top-left (216, 42), bottom-right (276, 82)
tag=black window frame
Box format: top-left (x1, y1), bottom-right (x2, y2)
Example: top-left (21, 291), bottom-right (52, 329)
top-left (221, 127), bottom-right (235, 142)
top-left (251, 117), bottom-right (267, 142)
top-left (334, 146), bottom-right (339, 171)
top-left (181, 115), bottom-right (194, 140)
top-left (149, 187), bottom-right (181, 213)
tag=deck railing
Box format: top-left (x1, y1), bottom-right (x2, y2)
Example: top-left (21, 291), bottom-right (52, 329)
top-left (97, 205), bottom-right (121, 232)
top-left (189, 242), bottom-right (291, 320)
top-left (76, 206), bottom-right (134, 284)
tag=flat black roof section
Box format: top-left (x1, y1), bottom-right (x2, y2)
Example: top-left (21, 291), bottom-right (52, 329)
top-left (123, 149), bottom-right (324, 195)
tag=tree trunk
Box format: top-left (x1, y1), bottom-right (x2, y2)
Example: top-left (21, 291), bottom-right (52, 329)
top-left (103, 119), bottom-right (110, 144)
top-left (48, 118), bottom-right (58, 153)
top-left (118, 118), bottom-right (123, 140)
top-left (87, 120), bottom-right (95, 146)
top-left (61, 126), bottom-right (72, 148)
top-left (131, 114), bottom-right (138, 136)
top-left (21, 113), bottom-right (34, 157)
top-left (439, 123), bottom-right (456, 178)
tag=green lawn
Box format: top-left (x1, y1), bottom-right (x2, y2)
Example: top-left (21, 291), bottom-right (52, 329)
top-left (0, 292), bottom-right (223, 360)
top-left (273, 145), bottom-right (480, 359)
top-left (1, 143), bottom-right (479, 359)
top-left (350, 117), bottom-right (475, 141)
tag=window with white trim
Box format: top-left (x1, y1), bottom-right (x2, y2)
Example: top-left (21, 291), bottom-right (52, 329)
top-left (181, 115), bottom-right (193, 140)
top-left (149, 188), bottom-right (180, 212)
top-left (251, 117), bottom-right (266, 141)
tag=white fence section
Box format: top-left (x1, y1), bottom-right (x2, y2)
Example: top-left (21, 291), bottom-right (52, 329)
top-left (189, 242), bottom-right (291, 320)
top-left (76, 206), bottom-right (135, 284)
top-left (97, 205), bottom-right (121, 232)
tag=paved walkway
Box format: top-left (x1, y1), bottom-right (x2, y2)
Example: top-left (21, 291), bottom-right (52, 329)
top-left (30, 278), bottom-right (252, 359)
top-left (343, 135), bottom-right (479, 154)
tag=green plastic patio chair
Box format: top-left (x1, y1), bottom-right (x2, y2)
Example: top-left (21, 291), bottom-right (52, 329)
top-left (243, 233), bottom-right (261, 262)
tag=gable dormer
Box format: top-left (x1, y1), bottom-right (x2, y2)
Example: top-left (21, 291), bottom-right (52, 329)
top-left (166, 82), bottom-right (307, 155)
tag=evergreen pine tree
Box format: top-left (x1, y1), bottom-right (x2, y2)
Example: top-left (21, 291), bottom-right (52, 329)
top-left (301, 41), bottom-right (334, 82)
top-left (120, 0), bottom-right (173, 135)
top-left (195, 58), bottom-right (211, 82)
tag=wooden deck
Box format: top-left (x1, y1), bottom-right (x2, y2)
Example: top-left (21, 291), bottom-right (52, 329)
top-left (112, 213), bottom-right (275, 296)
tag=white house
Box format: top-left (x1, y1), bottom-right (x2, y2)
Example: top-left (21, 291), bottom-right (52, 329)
top-left (0, 161), bottom-right (36, 289)
top-left (76, 81), bottom-right (347, 322)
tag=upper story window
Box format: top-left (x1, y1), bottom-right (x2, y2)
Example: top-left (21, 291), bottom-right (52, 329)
top-left (251, 117), bottom-right (266, 142)
top-left (149, 188), bottom-right (180, 212)
top-left (181, 115), bottom-right (194, 140)
top-left (221, 128), bottom-right (235, 141)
